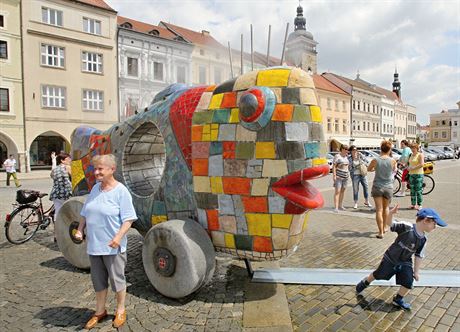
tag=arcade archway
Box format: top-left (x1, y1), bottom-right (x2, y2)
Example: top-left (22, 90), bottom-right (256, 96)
top-left (0, 131), bottom-right (19, 166)
top-left (29, 131), bottom-right (70, 169)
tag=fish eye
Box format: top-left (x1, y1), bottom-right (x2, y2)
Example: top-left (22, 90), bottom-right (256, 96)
top-left (238, 87), bottom-right (276, 130)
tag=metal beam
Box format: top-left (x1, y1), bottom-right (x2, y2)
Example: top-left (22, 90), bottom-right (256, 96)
top-left (252, 268), bottom-right (460, 288)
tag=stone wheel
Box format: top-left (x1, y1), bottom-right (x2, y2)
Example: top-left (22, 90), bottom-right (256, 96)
top-left (55, 196), bottom-right (90, 269)
top-left (142, 219), bottom-right (216, 298)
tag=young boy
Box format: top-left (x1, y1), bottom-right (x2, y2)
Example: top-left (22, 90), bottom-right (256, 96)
top-left (355, 204), bottom-right (447, 310)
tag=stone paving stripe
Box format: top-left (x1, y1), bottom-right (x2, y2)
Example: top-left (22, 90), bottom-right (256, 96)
top-left (243, 282), bottom-right (293, 331)
top-left (253, 268), bottom-right (460, 287)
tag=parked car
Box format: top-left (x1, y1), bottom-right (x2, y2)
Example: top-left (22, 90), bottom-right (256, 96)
top-left (426, 147), bottom-right (446, 159)
top-left (430, 147), bottom-right (453, 159)
top-left (360, 150), bottom-right (380, 165)
top-left (421, 148), bottom-right (437, 162)
top-left (326, 153), bottom-right (334, 172)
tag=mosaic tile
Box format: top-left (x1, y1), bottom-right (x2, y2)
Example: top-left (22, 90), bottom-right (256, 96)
top-left (207, 210), bottom-right (220, 231)
top-left (272, 104), bottom-right (294, 122)
top-left (192, 110), bottom-right (214, 125)
top-left (272, 228), bottom-right (289, 250)
top-left (229, 108), bottom-right (240, 123)
top-left (246, 213), bottom-right (271, 237)
top-left (262, 160), bottom-right (288, 178)
top-left (276, 141), bottom-right (306, 160)
top-left (212, 109), bottom-right (231, 123)
top-left (213, 78), bottom-right (236, 94)
top-left (287, 159), bottom-right (312, 174)
top-left (236, 125), bottom-right (257, 141)
top-left (281, 87), bottom-right (301, 104)
top-left (222, 177), bottom-right (251, 195)
top-left (192, 159), bottom-right (209, 176)
top-left (210, 176), bottom-right (224, 194)
top-left (242, 196), bottom-right (268, 213)
top-left (234, 234), bottom-right (253, 251)
top-left (211, 231), bottom-right (225, 247)
top-left (299, 87), bottom-right (318, 105)
top-left (208, 155), bottom-right (223, 176)
top-left (272, 214), bottom-right (292, 228)
top-left (256, 121), bottom-right (286, 142)
top-left (196, 91), bottom-right (213, 110)
top-left (253, 236), bottom-right (273, 252)
top-left (209, 142), bottom-right (223, 155)
top-left (305, 142), bottom-right (320, 158)
top-left (191, 142), bottom-right (210, 159)
top-left (221, 92), bottom-right (237, 108)
top-left (218, 194), bottom-right (235, 215)
top-left (235, 142), bottom-right (255, 159)
top-left (251, 178), bottom-right (270, 196)
top-left (256, 69), bottom-right (290, 87)
top-left (255, 142), bottom-right (276, 159)
top-left (209, 93), bottom-right (224, 110)
top-left (193, 176), bottom-right (211, 192)
top-left (233, 70), bottom-right (258, 91)
top-left (310, 105), bottom-right (322, 122)
top-left (223, 159), bottom-right (248, 177)
top-left (224, 233), bottom-right (236, 248)
top-left (285, 122), bottom-right (310, 141)
top-left (287, 67), bottom-right (315, 88)
top-left (246, 159), bottom-right (263, 178)
top-left (220, 215), bottom-right (237, 234)
top-left (217, 124), bottom-right (236, 141)
top-left (195, 192), bottom-right (218, 209)
top-left (289, 213), bottom-right (305, 235)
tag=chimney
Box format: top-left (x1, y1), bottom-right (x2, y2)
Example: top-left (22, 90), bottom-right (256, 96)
top-left (201, 30), bottom-right (210, 36)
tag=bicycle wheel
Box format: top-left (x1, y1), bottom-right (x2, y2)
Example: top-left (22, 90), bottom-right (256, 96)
top-left (393, 177), bottom-right (401, 195)
top-left (5, 205), bottom-right (42, 244)
top-left (422, 175), bottom-right (435, 195)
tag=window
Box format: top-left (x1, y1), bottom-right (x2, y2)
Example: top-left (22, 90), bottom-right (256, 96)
top-left (352, 100), bottom-right (355, 110)
top-left (442, 120), bottom-right (446, 125)
top-left (153, 62), bottom-right (164, 81)
top-left (0, 88), bottom-right (9, 112)
top-left (342, 101), bottom-right (346, 112)
top-left (357, 101), bottom-right (360, 111)
top-left (177, 66), bottom-right (186, 83)
top-left (373, 123), bottom-right (376, 132)
top-left (127, 57), bottom-right (138, 77)
top-left (41, 85), bottom-right (66, 108)
top-left (214, 68), bottom-right (222, 84)
top-left (327, 98), bottom-right (331, 109)
top-left (83, 89), bottom-right (103, 111)
top-left (41, 44), bottom-right (64, 68)
top-left (434, 132), bottom-right (438, 138)
top-left (352, 120), bottom-right (356, 131)
top-left (342, 120), bottom-right (347, 133)
top-left (442, 131), bottom-right (447, 138)
top-left (42, 7), bottom-right (63, 26)
top-left (199, 49), bottom-right (205, 56)
top-left (199, 66), bottom-right (206, 84)
top-left (455, 121), bottom-right (458, 126)
top-left (0, 40), bottom-right (7, 59)
top-left (327, 118), bottom-right (332, 132)
top-left (83, 18), bottom-right (101, 35)
top-left (0, 15), bottom-right (4, 28)
top-left (335, 99), bottom-right (339, 111)
top-left (453, 132), bottom-right (457, 138)
top-left (334, 119), bottom-right (339, 132)
top-left (82, 52), bottom-right (102, 73)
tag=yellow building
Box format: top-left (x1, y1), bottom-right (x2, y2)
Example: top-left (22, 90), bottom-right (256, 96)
top-left (21, 0), bottom-right (118, 169)
top-left (313, 74), bottom-right (351, 150)
top-left (429, 111), bottom-right (451, 144)
top-left (0, 0), bottom-right (26, 171)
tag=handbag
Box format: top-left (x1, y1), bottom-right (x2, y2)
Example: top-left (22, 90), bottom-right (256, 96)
top-left (359, 162), bottom-right (368, 176)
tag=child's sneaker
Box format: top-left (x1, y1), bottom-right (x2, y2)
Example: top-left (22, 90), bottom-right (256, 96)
top-left (392, 296), bottom-right (411, 310)
top-left (355, 279), bottom-right (368, 294)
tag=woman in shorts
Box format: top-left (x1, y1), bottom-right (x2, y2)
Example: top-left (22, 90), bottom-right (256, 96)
top-left (332, 144), bottom-right (349, 213)
top-left (368, 141), bottom-right (397, 238)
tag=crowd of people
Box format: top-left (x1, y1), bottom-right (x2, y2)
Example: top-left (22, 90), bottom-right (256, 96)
top-left (332, 140), bottom-right (428, 238)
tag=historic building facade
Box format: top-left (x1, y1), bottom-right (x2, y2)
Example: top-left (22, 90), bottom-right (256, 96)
top-left (21, 0), bottom-right (119, 169)
top-left (429, 102), bottom-right (460, 147)
top-left (117, 16), bottom-right (194, 121)
top-left (0, 0), bottom-right (26, 170)
top-left (313, 74), bottom-right (351, 150)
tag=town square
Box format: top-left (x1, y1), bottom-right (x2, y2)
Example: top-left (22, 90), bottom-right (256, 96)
top-left (1, 0), bottom-right (459, 331)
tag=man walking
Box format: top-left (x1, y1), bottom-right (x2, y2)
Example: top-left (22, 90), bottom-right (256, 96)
top-left (3, 154), bottom-right (21, 187)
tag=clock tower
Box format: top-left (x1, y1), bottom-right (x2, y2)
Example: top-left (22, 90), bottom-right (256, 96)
top-left (285, 4), bottom-right (318, 73)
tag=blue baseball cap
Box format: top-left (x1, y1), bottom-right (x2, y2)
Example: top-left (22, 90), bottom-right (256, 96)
top-left (417, 208), bottom-right (447, 227)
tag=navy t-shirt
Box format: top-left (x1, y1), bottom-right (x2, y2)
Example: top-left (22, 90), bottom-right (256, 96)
top-left (383, 220), bottom-right (427, 266)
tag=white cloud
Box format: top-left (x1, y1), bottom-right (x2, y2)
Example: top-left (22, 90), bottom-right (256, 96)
top-left (106, 0), bottom-right (460, 124)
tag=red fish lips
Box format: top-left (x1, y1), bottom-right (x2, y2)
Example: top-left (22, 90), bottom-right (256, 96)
top-left (271, 165), bottom-right (330, 211)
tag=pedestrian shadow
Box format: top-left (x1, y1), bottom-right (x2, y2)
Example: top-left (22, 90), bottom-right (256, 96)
top-left (332, 230), bottom-right (375, 238)
top-left (35, 306), bottom-right (104, 330)
top-left (355, 294), bottom-right (400, 313)
top-left (40, 256), bottom-right (89, 274)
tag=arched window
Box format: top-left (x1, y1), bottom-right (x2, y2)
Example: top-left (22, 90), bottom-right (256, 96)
top-left (120, 22), bottom-right (133, 29)
top-left (149, 29), bottom-right (160, 36)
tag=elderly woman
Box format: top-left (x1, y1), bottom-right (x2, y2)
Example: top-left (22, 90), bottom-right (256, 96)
top-left (74, 154), bottom-right (137, 329)
top-left (332, 144), bottom-right (349, 213)
top-left (368, 141), bottom-right (397, 239)
top-left (348, 146), bottom-right (372, 209)
top-left (407, 143), bottom-right (425, 210)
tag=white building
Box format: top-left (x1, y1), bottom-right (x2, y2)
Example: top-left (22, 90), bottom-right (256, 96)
top-left (118, 16), bottom-right (194, 121)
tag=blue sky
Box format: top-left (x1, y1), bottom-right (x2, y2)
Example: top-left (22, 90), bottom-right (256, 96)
top-left (106, 0), bottom-right (460, 125)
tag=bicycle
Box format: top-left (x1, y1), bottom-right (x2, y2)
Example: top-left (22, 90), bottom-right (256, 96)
top-left (393, 164), bottom-right (435, 196)
top-left (4, 190), bottom-right (55, 244)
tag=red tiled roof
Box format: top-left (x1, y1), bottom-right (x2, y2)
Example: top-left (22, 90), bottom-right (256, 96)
top-left (117, 16), bottom-right (178, 41)
top-left (73, 0), bottom-right (116, 12)
top-left (160, 21), bottom-right (225, 49)
top-left (374, 86), bottom-right (402, 103)
top-left (313, 74), bottom-right (349, 95)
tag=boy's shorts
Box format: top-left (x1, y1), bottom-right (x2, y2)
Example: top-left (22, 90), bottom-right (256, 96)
top-left (372, 258), bottom-right (414, 289)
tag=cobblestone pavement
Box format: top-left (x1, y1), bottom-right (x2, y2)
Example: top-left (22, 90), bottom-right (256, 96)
top-left (1, 160), bottom-right (459, 331)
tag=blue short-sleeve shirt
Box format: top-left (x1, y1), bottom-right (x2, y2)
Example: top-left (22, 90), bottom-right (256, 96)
top-left (81, 182), bottom-right (137, 255)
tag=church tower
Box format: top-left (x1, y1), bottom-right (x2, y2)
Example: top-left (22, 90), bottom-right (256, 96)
top-left (285, 4), bottom-right (318, 73)
top-left (392, 68), bottom-right (401, 98)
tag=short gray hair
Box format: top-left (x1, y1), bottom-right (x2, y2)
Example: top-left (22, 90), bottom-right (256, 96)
top-left (92, 154), bottom-right (117, 168)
